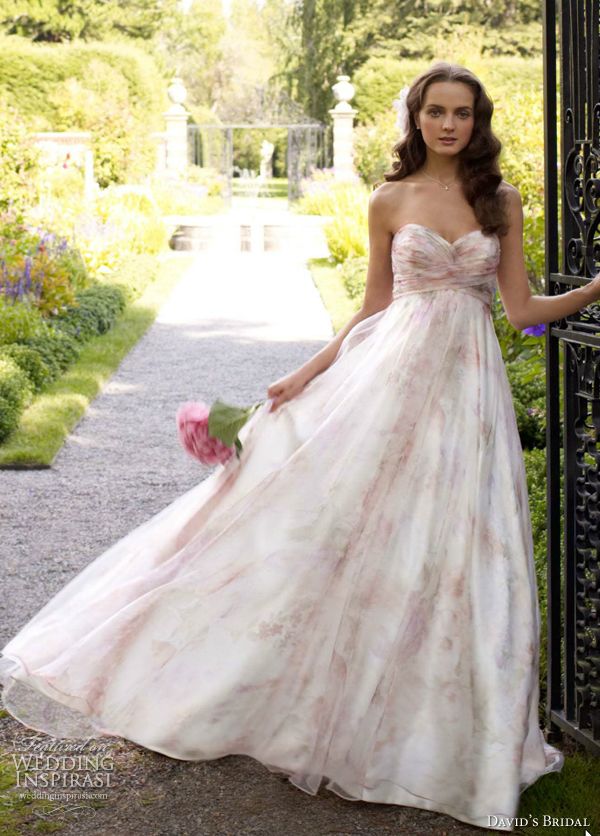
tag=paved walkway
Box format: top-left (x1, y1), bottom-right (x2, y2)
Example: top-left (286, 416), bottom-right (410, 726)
top-left (0, 220), bottom-right (480, 835)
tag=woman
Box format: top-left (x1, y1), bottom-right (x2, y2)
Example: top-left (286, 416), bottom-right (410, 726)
top-left (2, 61), bottom-right (598, 832)
top-left (267, 64), bottom-right (600, 411)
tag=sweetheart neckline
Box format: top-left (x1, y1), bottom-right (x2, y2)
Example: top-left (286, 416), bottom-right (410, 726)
top-left (392, 222), bottom-right (499, 248)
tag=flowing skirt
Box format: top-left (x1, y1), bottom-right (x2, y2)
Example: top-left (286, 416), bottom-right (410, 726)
top-left (0, 288), bottom-right (564, 831)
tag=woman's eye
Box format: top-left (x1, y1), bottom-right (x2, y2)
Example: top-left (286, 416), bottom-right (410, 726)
top-left (427, 109), bottom-right (470, 118)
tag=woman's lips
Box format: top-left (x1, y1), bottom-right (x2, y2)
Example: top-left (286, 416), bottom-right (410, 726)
top-left (439, 137), bottom-right (456, 144)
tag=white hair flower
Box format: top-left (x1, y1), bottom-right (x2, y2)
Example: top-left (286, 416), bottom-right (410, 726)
top-left (392, 85), bottom-right (411, 136)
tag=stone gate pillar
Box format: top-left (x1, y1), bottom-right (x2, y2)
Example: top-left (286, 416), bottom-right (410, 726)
top-left (328, 75), bottom-right (357, 181)
top-left (164, 76), bottom-right (189, 176)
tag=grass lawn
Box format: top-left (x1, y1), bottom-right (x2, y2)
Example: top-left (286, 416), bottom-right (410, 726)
top-left (514, 740), bottom-right (599, 833)
top-left (307, 256), bottom-right (359, 334)
top-left (0, 252), bottom-right (194, 469)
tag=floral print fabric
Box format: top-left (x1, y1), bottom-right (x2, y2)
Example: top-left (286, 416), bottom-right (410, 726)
top-left (0, 223), bottom-right (564, 831)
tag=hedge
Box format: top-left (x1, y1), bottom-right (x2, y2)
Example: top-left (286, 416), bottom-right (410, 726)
top-left (0, 282), bottom-right (126, 442)
top-left (0, 35), bottom-right (165, 130)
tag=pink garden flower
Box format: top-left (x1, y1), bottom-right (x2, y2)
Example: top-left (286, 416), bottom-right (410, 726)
top-left (176, 401), bottom-right (236, 466)
top-left (176, 398), bottom-right (267, 466)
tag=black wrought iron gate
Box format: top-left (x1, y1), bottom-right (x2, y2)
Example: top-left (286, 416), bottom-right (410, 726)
top-left (543, 0), bottom-right (600, 756)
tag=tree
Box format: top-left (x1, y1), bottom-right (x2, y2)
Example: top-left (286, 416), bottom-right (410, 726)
top-left (151, 0), bottom-right (227, 109)
top-left (282, 0), bottom-right (543, 122)
top-left (0, 0), bottom-right (174, 42)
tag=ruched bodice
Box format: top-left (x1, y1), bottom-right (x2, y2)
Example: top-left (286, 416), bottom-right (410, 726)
top-left (391, 223), bottom-right (500, 308)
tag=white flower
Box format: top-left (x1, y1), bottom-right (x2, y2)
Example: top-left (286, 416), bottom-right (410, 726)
top-left (392, 85), bottom-right (411, 137)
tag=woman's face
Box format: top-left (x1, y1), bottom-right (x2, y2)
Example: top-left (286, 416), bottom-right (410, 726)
top-left (415, 81), bottom-right (475, 156)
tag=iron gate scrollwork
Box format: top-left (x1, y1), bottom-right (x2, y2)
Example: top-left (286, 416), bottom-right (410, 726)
top-left (544, 0), bottom-right (600, 756)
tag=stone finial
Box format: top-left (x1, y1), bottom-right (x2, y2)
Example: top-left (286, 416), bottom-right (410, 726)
top-left (167, 77), bottom-right (188, 112)
top-left (331, 75), bottom-right (356, 112)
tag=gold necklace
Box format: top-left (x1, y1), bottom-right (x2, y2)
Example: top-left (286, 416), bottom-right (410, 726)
top-left (421, 170), bottom-right (457, 191)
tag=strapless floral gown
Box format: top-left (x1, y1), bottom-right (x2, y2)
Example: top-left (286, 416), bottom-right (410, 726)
top-left (0, 223), bottom-right (564, 831)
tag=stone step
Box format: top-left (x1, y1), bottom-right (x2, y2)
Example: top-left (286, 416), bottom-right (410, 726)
top-left (167, 216), bottom-right (332, 257)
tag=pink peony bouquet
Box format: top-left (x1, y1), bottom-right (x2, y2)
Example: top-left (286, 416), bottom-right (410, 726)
top-left (176, 398), bottom-right (266, 466)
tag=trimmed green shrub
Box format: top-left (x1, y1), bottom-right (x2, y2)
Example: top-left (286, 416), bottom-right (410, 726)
top-left (352, 54), bottom-right (543, 128)
top-left (352, 57), bottom-right (424, 126)
top-left (51, 284), bottom-right (126, 343)
top-left (0, 355), bottom-right (33, 441)
top-left (79, 284), bottom-right (126, 326)
top-left (0, 297), bottom-right (45, 344)
top-left (22, 328), bottom-right (80, 373)
top-left (0, 36), bottom-right (164, 129)
top-left (49, 303), bottom-right (99, 345)
top-left (0, 343), bottom-right (52, 392)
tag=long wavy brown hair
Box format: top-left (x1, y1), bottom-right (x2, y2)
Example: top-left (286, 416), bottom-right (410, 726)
top-left (383, 61), bottom-right (508, 236)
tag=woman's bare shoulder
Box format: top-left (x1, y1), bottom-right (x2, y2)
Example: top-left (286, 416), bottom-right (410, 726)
top-left (369, 180), bottom-right (413, 212)
top-left (497, 181), bottom-right (524, 245)
top-left (371, 179), bottom-right (413, 197)
top-left (498, 179), bottom-right (522, 204)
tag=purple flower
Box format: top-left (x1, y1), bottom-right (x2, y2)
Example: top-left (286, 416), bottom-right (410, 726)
top-left (522, 323), bottom-right (546, 337)
top-left (526, 406), bottom-right (543, 418)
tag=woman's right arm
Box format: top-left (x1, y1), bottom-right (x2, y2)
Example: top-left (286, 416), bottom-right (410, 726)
top-left (496, 185), bottom-right (600, 329)
top-left (267, 187), bottom-right (395, 412)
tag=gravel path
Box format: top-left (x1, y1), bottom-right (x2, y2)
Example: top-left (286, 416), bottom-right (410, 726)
top-left (0, 249), bottom-right (333, 641)
top-left (0, 244), bottom-right (488, 835)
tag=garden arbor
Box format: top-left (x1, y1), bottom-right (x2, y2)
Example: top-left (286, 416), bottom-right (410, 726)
top-left (187, 119), bottom-right (329, 204)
